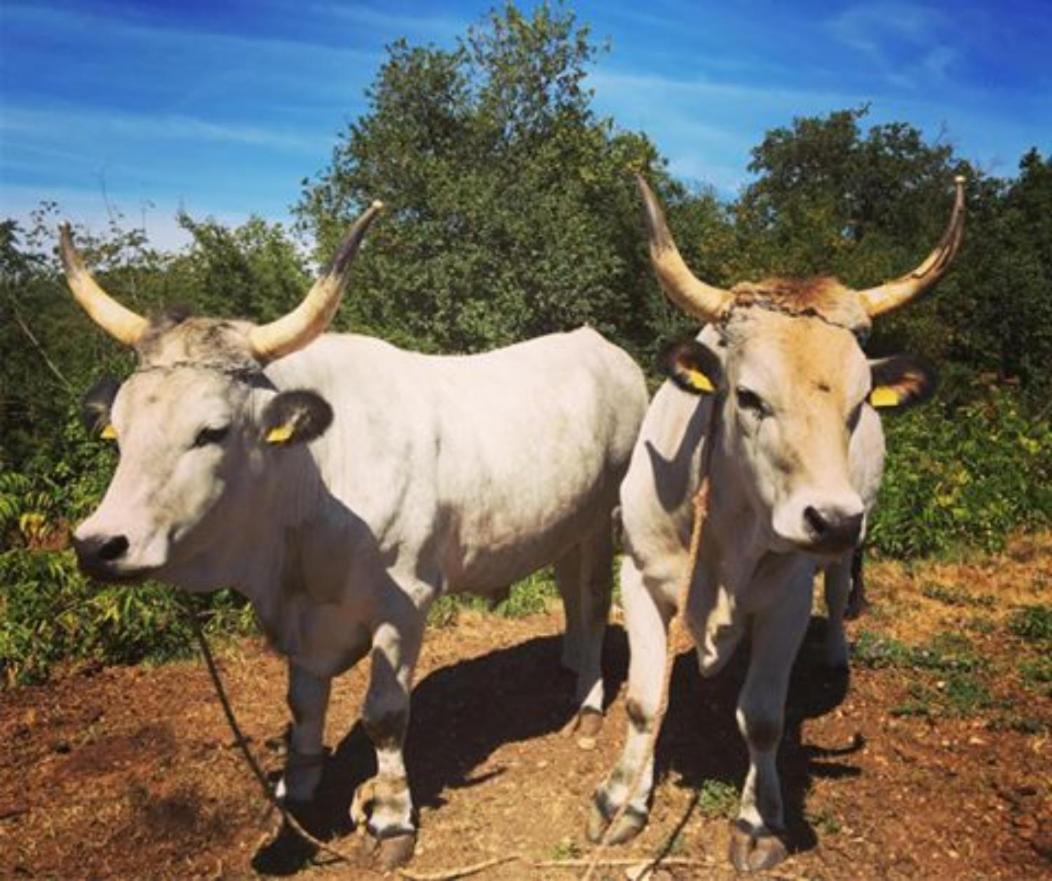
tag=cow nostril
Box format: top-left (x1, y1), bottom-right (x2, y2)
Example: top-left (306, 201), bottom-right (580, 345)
top-left (803, 506), bottom-right (827, 536)
top-left (97, 535), bottom-right (129, 561)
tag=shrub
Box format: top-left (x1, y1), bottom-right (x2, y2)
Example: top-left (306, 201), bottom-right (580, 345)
top-left (870, 387), bottom-right (1052, 558)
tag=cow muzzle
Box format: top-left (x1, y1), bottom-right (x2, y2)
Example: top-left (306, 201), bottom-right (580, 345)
top-left (800, 504), bottom-right (864, 554)
top-left (72, 532), bottom-right (151, 583)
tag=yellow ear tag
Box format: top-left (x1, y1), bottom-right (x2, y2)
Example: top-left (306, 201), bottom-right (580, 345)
top-left (869, 386), bottom-right (901, 408)
top-left (265, 423), bottom-right (295, 444)
top-left (100, 424), bottom-right (118, 440)
top-left (683, 367), bottom-right (715, 394)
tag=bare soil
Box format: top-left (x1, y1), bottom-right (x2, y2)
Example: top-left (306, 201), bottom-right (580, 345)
top-left (2, 537), bottom-right (1049, 881)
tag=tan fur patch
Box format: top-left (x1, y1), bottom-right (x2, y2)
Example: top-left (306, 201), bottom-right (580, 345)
top-left (730, 277), bottom-right (871, 335)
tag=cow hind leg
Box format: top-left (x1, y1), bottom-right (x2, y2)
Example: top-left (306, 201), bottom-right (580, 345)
top-left (822, 555), bottom-right (852, 670)
top-left (355, 618), bottom-right (423, 870)
top-left (557, 520), bottom-right (614, 744)
top-left (731, 582), bottom-right (811, 872)
top-left (587, 558), bottom-right (670, 844)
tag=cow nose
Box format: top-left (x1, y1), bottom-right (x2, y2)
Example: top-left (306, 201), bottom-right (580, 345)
top-left (803, 506), bottom-right (863, 549)
top-left (73, 534), bottom-right (129, 570)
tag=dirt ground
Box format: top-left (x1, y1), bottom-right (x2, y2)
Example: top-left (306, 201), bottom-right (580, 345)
top-left (2, 536), bottom-right (1049, 881)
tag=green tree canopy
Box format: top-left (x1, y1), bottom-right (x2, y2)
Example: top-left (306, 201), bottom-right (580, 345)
top-left (295, 2), bottom-right (700, 357)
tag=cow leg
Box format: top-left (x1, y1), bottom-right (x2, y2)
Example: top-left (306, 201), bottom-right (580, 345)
top-left (557, 522), bottom-right (614, 741)
top-left (587, 557), bottom-right (670, 844)
top-left (730, 580), bottom-right (811, 872)
top-left (845, 546), bottom-right (868, 619)
top-left (555, 545), bottom-right (584, 675)
top-left (822, 555), bottom-right (851, 670)
top-left (277, 662), bottom-right (331, 803)
top-left (355, 618), bottom-right (423, 870)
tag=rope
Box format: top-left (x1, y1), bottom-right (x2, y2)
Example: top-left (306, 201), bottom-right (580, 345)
top-left (186, 608), bottom-right (359, 866)
top-left (578, 481), bottom-right (710, 881)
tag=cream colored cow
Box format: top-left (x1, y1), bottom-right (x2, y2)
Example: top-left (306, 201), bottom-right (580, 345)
top-left (588, 174), bottom-right (963, 871)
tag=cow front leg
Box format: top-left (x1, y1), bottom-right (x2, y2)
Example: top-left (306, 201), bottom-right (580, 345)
top-left (278, 663), bottom-right (331, 803)
top-left (587, 557), bottom-right (670, 844)
top-left (822, 555), bottom-right (852, 670)
top-left (354, 619), bottom-right (422, 870)
top-left (731, 582), bottom-right (811, 872)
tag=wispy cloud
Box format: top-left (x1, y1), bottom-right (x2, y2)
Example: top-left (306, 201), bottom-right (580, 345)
top-left (826, 2), bottom-right (958, 89)
top-left (305, 2), bottom-right (467, 41)
top-left (2, 107), bottom-right (328, 154)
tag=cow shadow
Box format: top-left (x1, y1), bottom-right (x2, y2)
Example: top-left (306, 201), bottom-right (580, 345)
top-left (252, 627), bottom-right (630, 873)
top-left (253, 615), bottom-right (857, 873)
top-left (655, 614), bottom-right (859, 858)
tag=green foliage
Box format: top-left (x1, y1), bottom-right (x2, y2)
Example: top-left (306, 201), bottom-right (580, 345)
top-left (869, 388), bottom-right (1052, 558)
top-left (426, 569), bottom-right (558, 628)
top-left (696, 779), bottom-right (738, 819)
top-left (920, 582), bottom-right (996, 608)
top-left (0, 547), bottom-right (255, 686)
top-left (853, 630), bottom-right (986, 673)
top-left (1007, 604), bottom-right (1052, 644)
top-left (296, 2), bottom-right (674, 358)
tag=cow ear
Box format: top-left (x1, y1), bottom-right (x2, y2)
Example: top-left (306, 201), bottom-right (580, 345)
top-left (81, 375), bottom-right (121, 438)
top-left (261, 390), bottom-right (333, 446)
top-left (659, 339), bottom-right (723, 395)
top-left (869, 355), bottom-right (938, 410)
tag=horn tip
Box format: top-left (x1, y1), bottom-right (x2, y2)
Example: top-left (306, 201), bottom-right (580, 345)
top-left (954, 175), bottom-right (966, 185)
top-left (370, 199), bottom-right (384, 212)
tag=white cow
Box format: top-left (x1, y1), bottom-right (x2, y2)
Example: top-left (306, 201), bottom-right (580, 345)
top-left (588, 175), bottom-right (963, 871)
top-left (63, 203), bottom-right (648, 869)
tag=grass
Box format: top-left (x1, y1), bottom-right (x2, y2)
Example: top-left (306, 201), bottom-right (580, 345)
top-left (550, 837), bottom-right (582, 860)
top-left (427, 568), bottom-right (559, 628)
top-left (853, 630), bottom-right (986, 674)
top-left (806, 806), bottom-right (842, 836)
top-left (1007, 604), bottom-right (1052, 644)
top-left (696, 779), bottom-right (738, 819)
top-left (920, 582), bottom-right (996, 609)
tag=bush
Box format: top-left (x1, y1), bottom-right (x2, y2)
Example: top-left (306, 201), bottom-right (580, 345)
top-left (870, 387), bottom-right (1052, 558)
top-left (0, 546), bottom-right (255, 687)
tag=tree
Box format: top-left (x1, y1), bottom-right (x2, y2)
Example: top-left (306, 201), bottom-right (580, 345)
top-left (296, 2), bottom-right (682, 359)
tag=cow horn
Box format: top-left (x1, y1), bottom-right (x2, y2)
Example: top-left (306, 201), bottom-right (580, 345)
top-left (636, 173), bottom-right (734, 322)
top-left (248, 200), bottom-right (384, 363)
top-left (857, 176), bottom-right (966, 318)
top-left (59, 224), bottom-right (150, 347)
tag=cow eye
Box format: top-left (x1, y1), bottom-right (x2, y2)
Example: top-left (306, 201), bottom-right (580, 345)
top-left (736, 387), bottom-right (769, 417)
top-left (193, 425), bottom-right (230, 448)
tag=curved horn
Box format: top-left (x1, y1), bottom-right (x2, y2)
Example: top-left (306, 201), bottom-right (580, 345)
top-left (248, 200), bottom-right (384, 362)
top-left (857, 175), bottom-right (966, 318)
top-left (59, 223), bottom-right (149, 347)
top-left (636, 173), bottom-right (733, 322)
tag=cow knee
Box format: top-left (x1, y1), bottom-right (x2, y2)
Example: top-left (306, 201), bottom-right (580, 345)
top-left (363, 708), bottom-right (408, 751)
top-left (739, 708), bottom-right (782, 754)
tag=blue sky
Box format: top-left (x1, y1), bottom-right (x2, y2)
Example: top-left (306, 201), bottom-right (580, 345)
top-left (2, 0), bottom-right (1049, 250)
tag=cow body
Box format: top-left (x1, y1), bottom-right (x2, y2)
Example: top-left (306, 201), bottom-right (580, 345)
top-left (63, 206), bottom-right (648, 869)
top-left (80, 323), bottom-right (646, 864)
top-left (588, 175), bottom-right (960, 872)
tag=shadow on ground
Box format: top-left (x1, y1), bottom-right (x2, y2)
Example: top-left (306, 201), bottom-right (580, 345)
top-left (254, 616), bottom-right (857, 872)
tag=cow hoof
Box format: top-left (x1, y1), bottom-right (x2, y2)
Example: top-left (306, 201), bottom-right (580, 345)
top-left (576, 709), bottom-right (603, 750)
top-left (586, 800), bottom-right (647, 845)
top-left (361, 831), bottom-right (417, 870)
top-left (729, 821), bottom-right (788, 872)
top-left (378, 832), bottom-right (417, 870)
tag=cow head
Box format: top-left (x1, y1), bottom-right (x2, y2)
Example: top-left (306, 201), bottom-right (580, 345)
top-left (66, 202), bottom-right (383, 586)
top-left (639, 174), bottom-right (961, 556)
